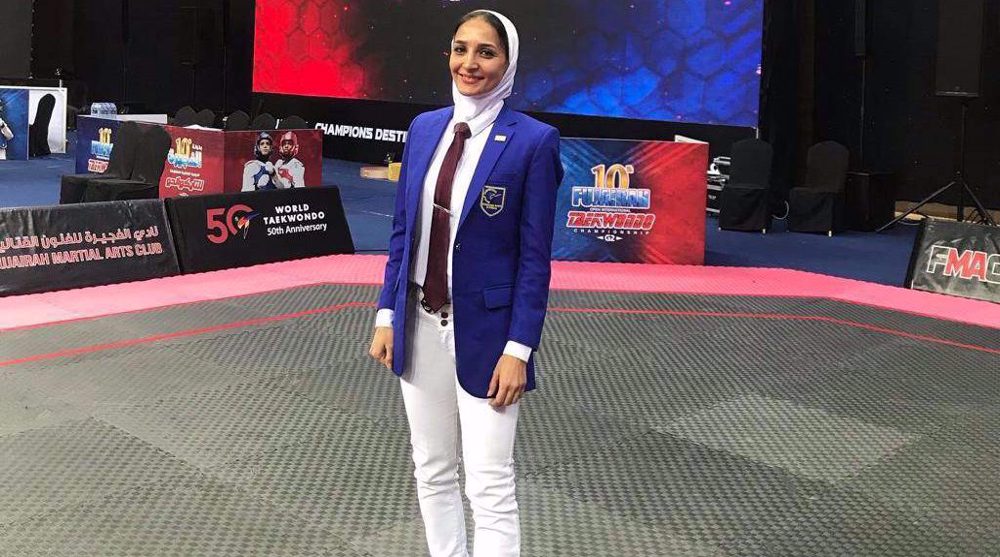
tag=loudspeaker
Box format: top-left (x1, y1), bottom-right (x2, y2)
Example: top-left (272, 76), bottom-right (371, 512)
top-left (853, 0), bottom-right (867, 56)
top-left (177, 7), bottom-right (199, 65)
top-left (935, 0), bottom-right (984, 97)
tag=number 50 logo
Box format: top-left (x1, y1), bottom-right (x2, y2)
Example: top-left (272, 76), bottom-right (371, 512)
top-left (207, 204), bottom-right (256, 244)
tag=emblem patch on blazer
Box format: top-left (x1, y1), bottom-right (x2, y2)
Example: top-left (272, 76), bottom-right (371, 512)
top-left (480, 185), bottom-right (506, 217)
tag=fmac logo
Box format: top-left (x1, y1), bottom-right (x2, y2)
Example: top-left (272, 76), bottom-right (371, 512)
top-left (926, 245), bottom-right (1000, 285)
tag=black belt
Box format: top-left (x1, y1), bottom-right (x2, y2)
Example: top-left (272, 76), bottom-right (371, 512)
top-left (410, 282), bottom-right (449, 314)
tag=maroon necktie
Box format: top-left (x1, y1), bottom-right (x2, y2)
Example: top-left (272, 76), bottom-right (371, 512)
top-left (422, 122), bottom-right (471, 311)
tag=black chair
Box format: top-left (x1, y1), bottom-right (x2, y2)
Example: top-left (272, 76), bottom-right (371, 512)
top-left (277, 115), bottom-right (308, 129)
top-left (787, 141), bottom-right (850, 236)
top-left (718, 138), bottom-right (774, 233)
top-left (60, 121), bottom-right (143, 204)
top-left (194, 108), bottom-right (216, 127)
top-left (172, 105), bottom-right (197, 126)
top-left (83, 125), bottom-right (171, 202)
top-left (28, 93), bottom-right (56, 157)
top-left (250, 112), bottom-right (277, 130)
top-left (224, 110), bottom-right (250, 131)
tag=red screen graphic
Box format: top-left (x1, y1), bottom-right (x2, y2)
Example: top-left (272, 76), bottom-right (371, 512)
top-left (253, 0), bottom-right (370, 99)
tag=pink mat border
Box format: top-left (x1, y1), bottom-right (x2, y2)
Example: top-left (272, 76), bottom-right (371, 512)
top-left (1, 254), bottom-right (996, 331)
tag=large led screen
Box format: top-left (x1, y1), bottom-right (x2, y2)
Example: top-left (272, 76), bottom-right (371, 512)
top-left (253, 0), bottom-right (763, 127)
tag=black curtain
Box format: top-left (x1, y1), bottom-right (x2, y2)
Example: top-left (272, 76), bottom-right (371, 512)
top-left (29, 0), bottom-right (254, 114)
top-left (0, 1), bottom-right (33, 78)
top-left (759, 0), bottom-right (815, 204)
top-left (762, 0), bottom-right (1000, 210)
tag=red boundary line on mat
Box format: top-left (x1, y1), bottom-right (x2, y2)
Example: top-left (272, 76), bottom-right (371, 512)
top-left (1, 302), bottom-right (997, 370)
top-left (0, 302), bottom-right (373, 368)
top-left (547, 307), bottom-right (1000, 355)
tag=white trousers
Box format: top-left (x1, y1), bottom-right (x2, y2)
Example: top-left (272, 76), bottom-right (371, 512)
top-left (399, 291), bottom-right (521, 557)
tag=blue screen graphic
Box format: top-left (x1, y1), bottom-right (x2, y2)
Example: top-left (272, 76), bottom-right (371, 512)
top-left (512, 0), bottom-right (763, 127)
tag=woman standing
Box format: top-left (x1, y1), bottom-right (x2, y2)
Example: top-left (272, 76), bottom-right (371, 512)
top-left (368, 9), bottom-right (563, 557)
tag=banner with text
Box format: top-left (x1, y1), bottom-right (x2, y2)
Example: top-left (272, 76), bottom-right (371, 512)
top-left (75, 116), bottom-right (122, 174)
top-left (158, 125), bottom-right (226, 198)
top-left (907, 219), bottom-right (999, 303)
top-left (166, 187), bottom-right (354, 273)
top-left (0, 200), bottom-right (180, 296)
top-left (552, 138), bottom-right (708, 264)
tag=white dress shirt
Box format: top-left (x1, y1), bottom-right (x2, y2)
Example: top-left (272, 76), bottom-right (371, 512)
top-left (376, 104), bottom-right (532, 363)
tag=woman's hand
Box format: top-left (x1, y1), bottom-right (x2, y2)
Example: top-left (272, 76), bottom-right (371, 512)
top-left (488, 355), bottom-right (527, 408)
top-left (369, 326), bottom-right (393, 369)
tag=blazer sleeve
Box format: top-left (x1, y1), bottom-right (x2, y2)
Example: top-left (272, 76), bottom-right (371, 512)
top-left (508, 126), bottom-right (564, 349)
top-left (376, 119), bottom-right (417, 310)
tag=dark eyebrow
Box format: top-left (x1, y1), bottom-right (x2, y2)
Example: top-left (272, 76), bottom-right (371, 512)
top-left (452, 39), bottom-right (499, 50)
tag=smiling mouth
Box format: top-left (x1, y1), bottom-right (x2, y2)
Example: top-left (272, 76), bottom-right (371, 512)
top-left (458, 73), bottom-right (484, 84)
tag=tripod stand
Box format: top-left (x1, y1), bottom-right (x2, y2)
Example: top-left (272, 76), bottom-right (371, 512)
top-left (877, 100), bottom-right (996, 231)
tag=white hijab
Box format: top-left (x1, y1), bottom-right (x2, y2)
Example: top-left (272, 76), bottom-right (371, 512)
top-left (451, 10), bottom-right (519, 123)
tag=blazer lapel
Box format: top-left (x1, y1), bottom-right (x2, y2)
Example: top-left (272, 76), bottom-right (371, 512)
top-left (458, 107), bottom-right (517, 231)
top-left (406, 108), bottom-right (453, 232)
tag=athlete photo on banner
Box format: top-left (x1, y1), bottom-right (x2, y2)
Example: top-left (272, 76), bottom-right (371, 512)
top-left (0, 89), bottom-right (30, 161)
top-left (241, 131), bottom-right (308, 191)
top-left (274, 131), bottom-right (306, 189)
top-left (242, 132), bottom-right (279, 191)
top-left (225, 129), bottom-right (322, 193)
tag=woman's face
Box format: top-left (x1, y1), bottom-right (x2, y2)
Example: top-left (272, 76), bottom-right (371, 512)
top-left (450, 17), bottom-right (508, 97)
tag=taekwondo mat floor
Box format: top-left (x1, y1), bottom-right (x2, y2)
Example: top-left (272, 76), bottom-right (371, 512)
top-left (0, 279), bottom-right (998, 556)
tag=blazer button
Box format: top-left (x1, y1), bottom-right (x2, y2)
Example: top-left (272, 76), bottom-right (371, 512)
top-left (454, 243), bottom-right (461, 252)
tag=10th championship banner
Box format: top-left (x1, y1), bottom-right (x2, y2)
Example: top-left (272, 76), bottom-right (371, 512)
top-left (76, 115), bottom-right (122, 173)
top-left (907, 219), bottom-right (999, 303)
top-left (0, 200), bottom-right (180, 296)
top-left (552, 139), bottom-right (708, 264)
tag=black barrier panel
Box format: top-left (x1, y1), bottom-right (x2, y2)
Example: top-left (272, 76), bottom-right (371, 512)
top-left (167, 187), bottom-right (355, 274)
top-left (0, 200), bottom-right (180, 297)
top-left (907, 219), bottom-right (1000, 303)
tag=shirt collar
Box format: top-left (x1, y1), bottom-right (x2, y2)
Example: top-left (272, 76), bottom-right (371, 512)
top-left (451, 101), bottom-right (504, 140)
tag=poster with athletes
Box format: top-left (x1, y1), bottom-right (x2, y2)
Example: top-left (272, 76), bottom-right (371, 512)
top-left (0, 89), bottom-right (29, 161)
top-left (551, 138), bottom-right (708, 264)
top-left (223, 129), bottom-right (323, 193)
top-left (158, 125), bottom-right (226, 199)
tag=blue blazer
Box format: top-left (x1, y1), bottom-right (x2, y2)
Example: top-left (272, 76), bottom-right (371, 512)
top-left (377, 104), bottom-right (564, 398)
